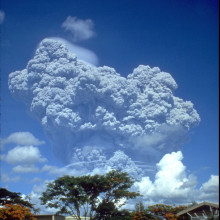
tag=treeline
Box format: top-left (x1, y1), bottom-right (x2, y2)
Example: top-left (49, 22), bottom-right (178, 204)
top-left (0, 170), bottom-right (190, 220)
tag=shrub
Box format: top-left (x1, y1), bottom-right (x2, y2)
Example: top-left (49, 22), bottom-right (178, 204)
top-left (0, 204), bottom-right (36, 220)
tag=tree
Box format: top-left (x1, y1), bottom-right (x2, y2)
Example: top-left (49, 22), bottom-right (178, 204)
top-left (94, 170), bottom-right (140, 219)
top-left (131, 201), bottom-right (154, 220)
top-left (109, 209), bottom-right (133, 220)
top-left (0, 204), bottom-right (36, 220)
top-left (94, 199), bottom-right (133, 220)
top-left (0, 187), bottom-right (33, 209)
top-left (40, 170), bottom-right (140, 220)
top-left (94, 200), bottom-right (117, 219)
top-left (146, 204), bottom-right (187, 220)
top-left (135, 201), bottom-right (145, 213)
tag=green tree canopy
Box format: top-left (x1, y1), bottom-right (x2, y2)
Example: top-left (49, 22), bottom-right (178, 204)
top-left (40, 170), bottom-right (140, 220)
top-left (0, 187), bottom-right (33, 209)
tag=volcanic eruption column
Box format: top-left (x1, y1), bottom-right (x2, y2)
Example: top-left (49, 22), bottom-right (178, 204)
top-left (8, 39), bottom-right (200, 177)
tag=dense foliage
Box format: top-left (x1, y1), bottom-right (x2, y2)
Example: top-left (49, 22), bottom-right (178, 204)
top-left (0, 188), bottom-right (33, 209)
top-left (40, 170), bottom-right (140, 220)
top-left (91, 202), bottom-right (188, 220)
top-left (146, 204), bottom-right (188, 220)
top-left (0, 204), bottom-right (36, 220)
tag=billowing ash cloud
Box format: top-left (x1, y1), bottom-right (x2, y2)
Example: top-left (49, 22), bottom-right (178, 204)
top-left (8, 39), bottom-right (200, 173)
top-left (46, 37), bottom-right (99, 66)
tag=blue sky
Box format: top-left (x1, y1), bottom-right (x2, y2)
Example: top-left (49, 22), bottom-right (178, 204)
top-left (0, 0), bottom-right (219, 212)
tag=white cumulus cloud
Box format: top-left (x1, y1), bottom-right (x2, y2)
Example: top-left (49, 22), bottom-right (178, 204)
top-left (41, 164), bottom-right (84, 177)
top-left (62, 16), bottom-right (95, 42)
top-left (134, 151), bottom-right (219, 204)
top-left (13, 165), bottom-right (39, 173)
top-left (4, 145), bottom-right (47, 165)
top-left (0, 173), bottom-right (21, 183)
top-left (199, 175), bottom-right (219, 201)
top-left (2, 131), bottom-right (45, 147)
top-left (135, 151), bottom-right (198, 204)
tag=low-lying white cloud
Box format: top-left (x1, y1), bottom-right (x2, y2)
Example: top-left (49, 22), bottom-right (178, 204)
top-left (199, 175), bottom-right (219, 201)
top-left (13, 165), bottom-right (39, 173)
top-left (4, 145), bottom-right (47, 165)
top-left (200, 175), bottom-right (219, 192)
top-left (2, 132), bottom-right (45, 147)
top-left (0, 173), bottom-right (21, 183)
top-left (134, 151), bottom-right (219, 204)
top-left (62, 16), bottom-right (95, 42)
top-left (41, 164), bottom-right (84, 177)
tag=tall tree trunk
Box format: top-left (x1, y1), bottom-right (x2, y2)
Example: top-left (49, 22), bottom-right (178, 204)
top-left (76, 207), bottom-right (81, 220)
